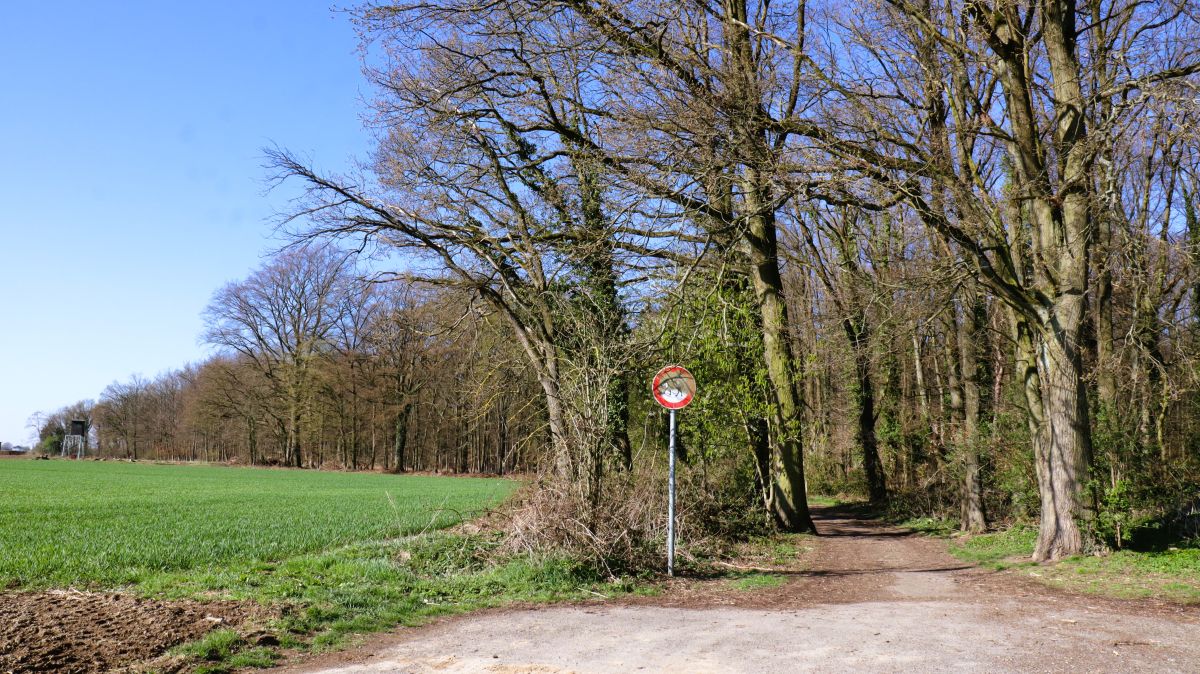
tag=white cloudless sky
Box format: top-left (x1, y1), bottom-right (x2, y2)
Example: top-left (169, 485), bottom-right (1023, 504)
top-left (0, 2), bottom-right (372, 444)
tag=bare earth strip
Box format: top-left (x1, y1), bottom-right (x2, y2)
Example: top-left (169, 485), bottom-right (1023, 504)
top-left (274, 507), bottom-right (1200, 674)
top-left (0, 590), bottom-right (251, 674)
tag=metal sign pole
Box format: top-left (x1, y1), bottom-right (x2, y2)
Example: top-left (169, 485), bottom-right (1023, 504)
top-left (651, 364), bottom-right (694, 578)
top-left (668, 407), bottom-right (677, 577)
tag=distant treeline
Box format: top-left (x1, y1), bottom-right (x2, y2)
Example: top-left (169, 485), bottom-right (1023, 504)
top-left (34, 247), bottom-right (544, 474)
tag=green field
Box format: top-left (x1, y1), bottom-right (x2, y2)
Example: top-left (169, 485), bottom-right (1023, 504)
top-left (0, 460), bottom-right (631, 671)
top-left (0, 460), bottom-right (516, 589)
top-left (18, 463), bottom-right (1191, 671)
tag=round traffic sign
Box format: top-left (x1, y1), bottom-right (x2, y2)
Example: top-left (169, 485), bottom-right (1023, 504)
top-left (652, 365), bottom-right (696, 410)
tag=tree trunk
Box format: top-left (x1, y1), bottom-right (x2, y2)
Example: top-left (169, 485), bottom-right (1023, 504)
top-left (1089, 0), bottom-right (1118, 413)
top-left (540, 374), bottom-right (573, 480)
top-left (393, 403), bottom-right (411, 473)
top-left (912, 332), bottom-right (933, 475)
top-left (350, 408), bottom-right (359, 470)
top-left (844, 316), bottom-right (886, 504)
top-left (747, 416), bottom-right (772, 513)
top-left (496, 397), bottom-right (509, 474)
top-left (609, 373), bottom-right (632, 471)
top-left (248, 419), bottom-right (257, 466)
top-left (973, 0), bottom-right (1097, 559)
top-left (957, 283), bottom-right (986, 533)
top-left (744, 174), bottom-right (816, 533)
top-left (575, 149), bottom-right (633, 473)
top-left (1032, 311), bottom-right (1095, 561)
top-left (287, 396), bottom-right (302, 468)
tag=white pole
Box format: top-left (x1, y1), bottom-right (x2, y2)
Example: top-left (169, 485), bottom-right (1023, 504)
top-left (668, 408), bottom-right (677, 577)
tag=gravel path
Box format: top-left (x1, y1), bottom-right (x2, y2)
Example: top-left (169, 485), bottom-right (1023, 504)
top-left (273, 507), bottom-right (1200, 673)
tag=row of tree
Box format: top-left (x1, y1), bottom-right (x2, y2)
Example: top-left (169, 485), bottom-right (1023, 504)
top-left (273, 0), bottom-right (1200, 560)
top-left (34, 250), bottom-right (545, 474)
top-left (34, 0), bottom-right (1200, 564)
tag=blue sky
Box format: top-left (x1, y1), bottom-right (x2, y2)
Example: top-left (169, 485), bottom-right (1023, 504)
top-left (0, 2), bottom-right (371, 444)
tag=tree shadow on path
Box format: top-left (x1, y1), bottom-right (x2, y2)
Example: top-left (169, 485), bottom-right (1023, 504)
top-left (809, 503), bottom-right (915, 538)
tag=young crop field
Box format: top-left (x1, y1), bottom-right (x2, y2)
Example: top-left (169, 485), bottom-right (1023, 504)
top-left (0, 459), bottom-right (516, 589)
top-left (0, 460), bottom-right (638, 673)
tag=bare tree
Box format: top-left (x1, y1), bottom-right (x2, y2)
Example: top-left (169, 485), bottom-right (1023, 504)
top-left (203, 245), bottom-right (353, 467)
top-left (768, 0), bottom-right (1200, 558)
top-left (96, 376), bottom-right (151, 459)
top-left (518, 0), bottom-right (827, 531)
top-left (267, 2), bottom-right (672, 505)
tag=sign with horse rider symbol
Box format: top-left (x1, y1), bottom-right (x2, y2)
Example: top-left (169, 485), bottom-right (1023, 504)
top-left (652, 365), bottom-right (696, 410)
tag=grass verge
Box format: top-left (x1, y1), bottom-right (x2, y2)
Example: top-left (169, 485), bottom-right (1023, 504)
top-left (164, 531), bottom-right (638, 673)
top-left (948, 526), bottom-right (1200, 604)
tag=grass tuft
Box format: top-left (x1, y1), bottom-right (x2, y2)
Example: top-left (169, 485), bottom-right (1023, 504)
top-left (898, 516), bottom-right (958, 536)
top-left (175, 628), bottom-right (243, 661)
top-left (729, 573), bottom-right (786, 591)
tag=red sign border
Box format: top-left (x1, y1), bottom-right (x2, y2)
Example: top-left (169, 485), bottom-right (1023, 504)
top-left (652, 365), bottom-right (696, 410)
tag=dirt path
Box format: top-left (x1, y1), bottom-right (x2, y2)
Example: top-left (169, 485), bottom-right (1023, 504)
top-left (274, 506), bottom-right (1200, 673)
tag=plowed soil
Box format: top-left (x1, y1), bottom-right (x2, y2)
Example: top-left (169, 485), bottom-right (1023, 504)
top-left (0, 590), bottom-right (252, 673)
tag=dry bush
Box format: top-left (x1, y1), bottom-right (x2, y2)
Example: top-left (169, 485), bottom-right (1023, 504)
top-left (484, 450), bottom-right (772, 577)
top-left (494, 467), bottom-right (665, 577)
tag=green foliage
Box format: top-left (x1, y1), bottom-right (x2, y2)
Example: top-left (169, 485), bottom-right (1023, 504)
top-left (1043, 547), bottom-right (1200, 602)
top-left (1119, 546), bottom-right (1200, 573)
top-left (677, 465), bottom-right (775, 543)
top-left (226, 648), bottom-right (281, 669)
top-left (182, 533), bottom-right (604, 642)
top-left (0, 460), bottom-right (516, 588)
top-left (178, 628), bottom-right (280, 674)
top-left (983, 380), bottom-right (1037, 522)
top-left (881, 484), bottom-right (954, 523)
top-left (805, 494), bottom-right (848, 507)
top-left (1093, 478), bottom-right (1134, 548)
top-left (1089, 402), bottom-right (1200, 550)
top-left (659, 274), bottom-right (771, 458)
top-left (35, 417), bottom-right (66, 456)
top-left (808, 461), bottom-right (869, 503)
top-left (176, 629), bottom-right (243, 661)
top-left (644, 272), bottom-right (775, 535)
top-left (740, 534), bottom-right (811, 566)
top-left (35, 435), bottom-right (63, 456)
top-left (400, 530), bottom-right (501, 576)
top-left (160, 532), bottom-right (618, 669)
